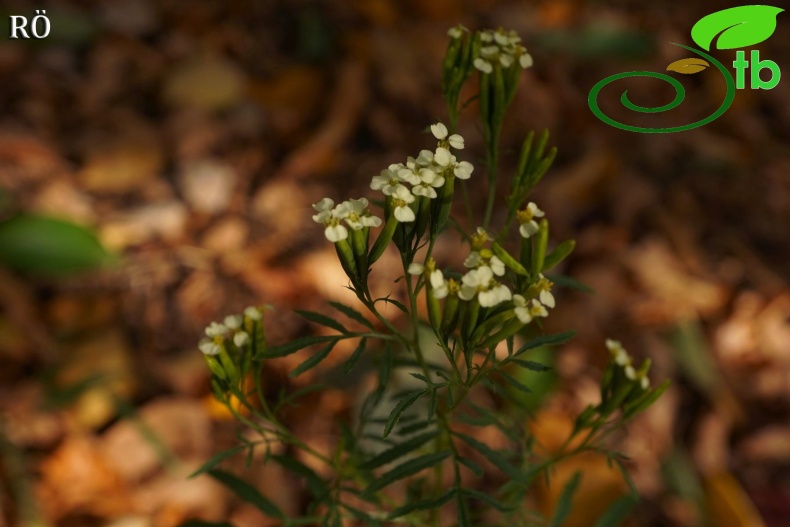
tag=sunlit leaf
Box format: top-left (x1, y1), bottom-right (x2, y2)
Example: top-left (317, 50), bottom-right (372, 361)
top-left (691, 6), bottom-right (784, 51)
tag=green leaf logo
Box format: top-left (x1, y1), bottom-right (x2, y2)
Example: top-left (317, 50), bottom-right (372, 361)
top-left (691, 5), bottom-right (784, 51)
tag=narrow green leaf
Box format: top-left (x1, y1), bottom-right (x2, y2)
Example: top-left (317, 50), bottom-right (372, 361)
top-left (263, 336), bottom-right (337, 358)
top-left (208, 469), bottom-right (284, 519)
top-left (365, 451), bottom-right (451, 495)
top-left (457, 456), bottom-right (484, 477)
top-left (376, 296), bottom-right (409, 314)
top-left (492, 241), bottom-right (528, 276)
top-left (387, 487), bottom-right (456, 519)
top-left (455, 432), bottom-right (532, 484)
top-left (189, 445), bottom-right (245, 478)
top-left (359, 431), bottom-right (438, 470)
top-left (343, 338), bottom-right (367, 374)
top-left (271, 455), bottom-right (328, 498)
top-left (289, 340), bottom-right (336, 377)
top-left (508, 359), bottom-right (552, 372)
top-left (548, 471), bottom-right (582, 527)
top-left (295, 309), bottom-right (347, 333)
top-left (397, 420), bottom-right (435, 437)
top-left (514, 331), bottom-right (576, 357)
top-left (328, 301), bottom-right (376, 330)
top-left (383, 390), bottom-right (429, 438)
top-left (463, 488), bottom-right (517, 512)
top-left (547, 274), bottom-right (595, 294)
top-left (593, 495), bottom-right (638, 527)
top-left (497, 370), bottom-right (533, 394)
top-left (542, 239), bottom-right (575, 272)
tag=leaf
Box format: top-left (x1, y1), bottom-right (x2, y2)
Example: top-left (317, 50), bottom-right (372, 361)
top-left (457, 456), bottom-right (484, 478)
top-left (271, 455), bottom-right (328, 498)
top-left (463, 488), bottom-right (517, 512)
top-left (691, 6), bottom-right (784, 51)
top-left (508, 358), bottom-right (552, 372)
top-left (497, 370), bottom-right (533, 394)
top-left (514, 331), bottom-right (576, 357)
top-left (208, 469), bottom-right (284, 519)
top-left (343, 338), bottom-right (367, 374)
top-left (542, 240), bottom-right (575, 272)
top-left (189, 445), bottom-right (246, 478)
top-left (387, 488), bottom-right (456, 519)
top-left (0, 214), bottom-right (114, 275)
top-left (457, 492), bottom-right (472, 527)
top-left (289, 340), bottom-right (336, 377)
top-left (364, 451), bottom-right (451, 495)
top-left (295, 309), bottom-right (347, 333)
top-left (328, 301), bottom-right (375, 330)
top-left (383, 390), bottom-right (429, 438)
top-left (359, 431), bottom-right (438, 470)
top-left (548, 471), bottom-right (582, 527)
top-left (593, 495), bottom-right (638, 527)
top-left (454, 432), bottom-right (532, 484)
top-left (263, 335), bottom-right (337, 358)
top-left (666, 57), bottom-right (710, 74)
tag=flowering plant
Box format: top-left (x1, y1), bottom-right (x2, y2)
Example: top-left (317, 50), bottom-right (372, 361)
top-left (194, 26), bottom-right (668, 527)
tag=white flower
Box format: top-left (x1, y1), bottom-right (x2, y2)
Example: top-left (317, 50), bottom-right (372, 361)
top-left (391, 185), bottom-right (416, 222)
top-left (448, 26), bottom-right (464, 39)
top-left (371, 168), bottom-right (409, 196)
top-left (458, 266), bottom-right (511, 307)
top-left (640, 376), bottom-right (650, 390)
top-left (199, 338), bottom-right (221, 355)
top-left (434, 147), bottom-right (454, 167)
top-left (408, 262), bottom-right (424, 275)
top-left (464, 251), bottom-right (482, 269)
top-left (205, 321), bottom-right (228, 337)
top-left (244, 306), bottom-right (262, 320)
top-left (474, 58), bottom-right (493, 74)
top-left (479, 283), bottom-right (511, 307)
top-left (512, 296), bottom-right (549, 324)
top-left (606, 339), bottom-right (630, 366)
top-left (412, 169), bottom-right (445, 199)
top-left (519, 52), bottom-right (533, 69)
top-left (489, 255), bottom-right (506, 276)
top-left (536, 274), bottom-right (555, 308)
top-left (500, 54), bottom-right (514, 68)
top-left (233, 331), bottom-right (250, 347)
top-left (417, 149), bottom-right (434, 165)
top-left (480, 31), bottom-right (494, 43)
top-left (430, 270), bottom-right (449, 299)
top-left (312, 198), bottom-right (349, 242)
top-left (625, 365), bottom-right (637, 381)
top-left (517, 202), bottom-right (545, 238)
top-left (431, 122), bottom-right (448, 140)
top-left (338, 198), bottom-right (381, 230)
top-left (429, 125), bottom-right (465, 150)
top-left (494, 32), bottom-right (510, 46)
top-left (224, 315), bottom-right (242, 330)
top-left (480, 45), bottom-right (499, 58)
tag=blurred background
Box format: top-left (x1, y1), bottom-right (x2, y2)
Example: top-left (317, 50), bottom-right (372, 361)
top-left (0, 0), bottom-right (788, 526)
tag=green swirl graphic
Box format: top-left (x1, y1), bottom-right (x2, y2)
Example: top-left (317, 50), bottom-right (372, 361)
top-left (588, 43), bottom-right (736, 133)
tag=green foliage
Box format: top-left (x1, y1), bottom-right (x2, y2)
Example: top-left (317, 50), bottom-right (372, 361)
top-left (0, 214), bottom-right (114, 275)
top-left (193, 25), bottom-right (666, 527)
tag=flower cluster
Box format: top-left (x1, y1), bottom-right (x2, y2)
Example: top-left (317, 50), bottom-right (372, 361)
top-left (474, 28), bottom-right (534, 74)
top-left (371, 122), bottom-right (473, 220)
top-left (312, 197), bottom-right (382, 243)
top-left (606, 339), bottom-right (650, 390)
top-left (199, 306), bottom-right (262, 356)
